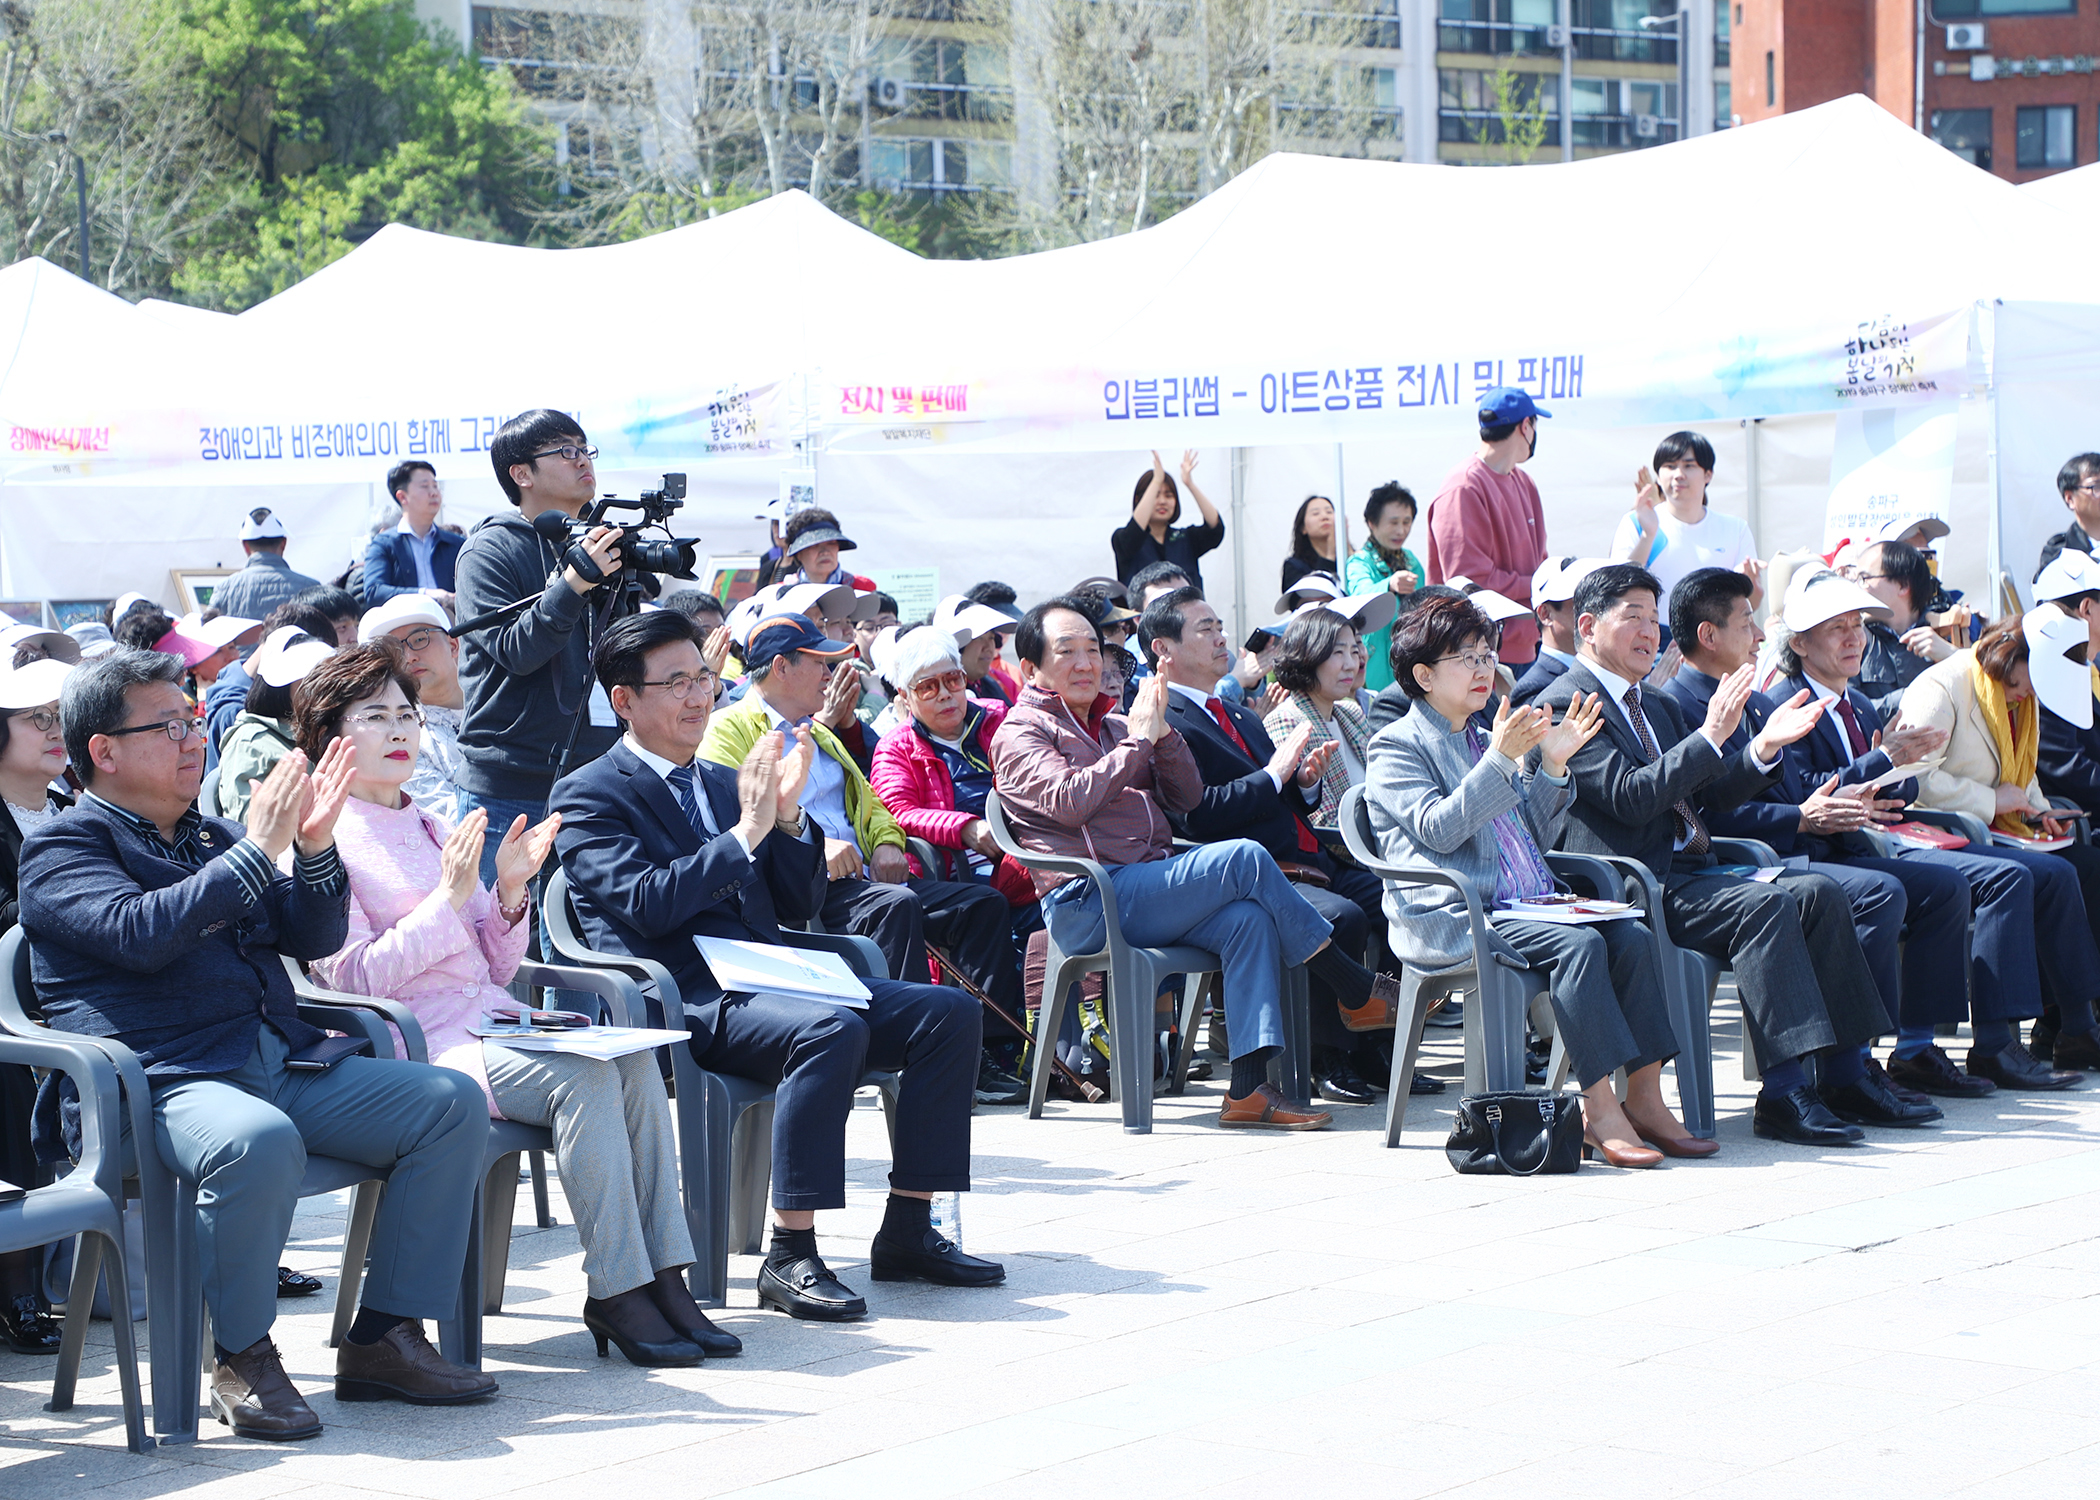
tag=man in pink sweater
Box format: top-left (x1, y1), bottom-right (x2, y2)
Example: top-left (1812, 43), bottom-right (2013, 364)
top-left (1424, 387), bottom-right (1551, 664)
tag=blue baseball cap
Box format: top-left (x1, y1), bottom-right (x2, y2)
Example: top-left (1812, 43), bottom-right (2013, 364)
top-left (1478, 386), bottom-right (1552, 426)
top-left (742, 613), bottom-right (855, 673)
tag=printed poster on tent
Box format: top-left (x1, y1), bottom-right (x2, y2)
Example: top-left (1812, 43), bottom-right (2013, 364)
top-left (1821, 398), bottom-right (1961, 550)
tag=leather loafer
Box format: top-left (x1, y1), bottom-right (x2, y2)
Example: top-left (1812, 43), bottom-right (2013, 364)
top-left (1752, 1085), bottom-right (1866, 1146)
top-left (1315, 1060), bottom-right (1376, 1105)
top-left (1219, 1083), bottom-right (1331, 1131)
top-left (2053, 1028), bottom-right (2100, 1072)
top-left (213, 1338), bottom-right (322, 1441)
top-left (1865, 1056), bottom-right (1932, 1106)
top-left (276, 1265), bottom-right (323, 1299)
top-left (870, 1227), bottom-right (1006, 1287)
top-left (757, 1254), bottom-right (867, 1320)
top-left (335, 1321), bottom-right (499, 1405)
top-left (1341, 972), bottom-right (1403, 1032)
top-left (2028, 1017), bottom-right (2060, 1064)
top-left (1820, 1076), bottom-right (1942, 1127)
top-left (1967, 1041), bottom-right (2082, 1092)
top-left (1887, 1043), bottom-right (1997, 1098)
top-left (1409, 1070), bottom-right (1445, 1095)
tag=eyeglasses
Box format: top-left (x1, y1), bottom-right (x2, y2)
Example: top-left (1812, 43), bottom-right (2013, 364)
top-left (910, 670), bottom-right (969, 701)
top-left (393, 627), bottom-right (444, 653)
top-left (345, 708), bottom-right (424, 732)
top-left (1854, 574), bottom-right (1894, 583)
top-left (638, 670), bottom-right (717, 699)
top-left (1433, 651), bottom-right (1500, 674)
top-left (2075, 483), bottom-right (2100, 495)
top-left (528, 444), bottom-right (598, 464)
top-left (8, 709), bottom-right (57, 733)
top-left (105, 717), bottom-right (204, 744)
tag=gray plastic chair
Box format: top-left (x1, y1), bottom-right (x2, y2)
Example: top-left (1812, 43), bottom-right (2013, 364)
top-left (541, 871), bottom-right (898, 1309)
top-left (0, 1001), bottom-right (150, 1451)
top-left (283, 954), bottom-right (649, 1327)
top-left (195, 764), bottom-right (222, 820)
top-left (982, 792), bottom-right (1251, 1133)
top-left (1336, 785), bottom-right (1554, 1146)
top-left (0, 929), bottom-right (485, 1444)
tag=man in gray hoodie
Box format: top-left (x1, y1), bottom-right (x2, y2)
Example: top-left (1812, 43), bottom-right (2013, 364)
top-left (455, 409), bottom-right (628, 879)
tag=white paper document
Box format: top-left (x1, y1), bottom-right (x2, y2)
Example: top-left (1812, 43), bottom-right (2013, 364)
top-left (694, 936), bottom-right (873, 1008)
top-left (472, 1026), bottom-right (691, 1059)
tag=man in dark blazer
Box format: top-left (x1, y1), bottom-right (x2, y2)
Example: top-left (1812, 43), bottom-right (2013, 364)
top-left (550, 610), bottom-right (998, 1324)
top-left (1532, 564), bottom-right (1900, 1147)
top-left (361, 460), bottom-right (462, 609)
top-left (1660, 568), bottom-right (1957, 1116)
top-left (21, 650), bottom-right (494, 1441)
top-left (1139, 587), bottom-right (1410, 1103)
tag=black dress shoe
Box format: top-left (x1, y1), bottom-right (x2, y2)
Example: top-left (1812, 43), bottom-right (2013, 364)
top-left (757, 1254), bottom-right (868, 1320)
top-left (276, 1265), bottom-right (323, 1298)
top-left (1967, 1042), bottom-right (2082, 1091)
top-left (1409, 1070), bottom-right (1445, 1095)
top-left (1752, 1085), bottom-right (1866, 1146)
top-left (1315, 1059), bottom-right (1375, 1105)
top-left (869, 1227), bottom-right (1006, 1287)
top-left (2028, 1017), bottom-right (2060, 1064)
top-left (2053, 1028), bottom-right (2100, 1072)
top-left (1886, 1044), bottom-right (1997, 1098)
top-left (0, 1295), bottom-right (60, 1355)
top-left (1820, 1075), bottom-right (1943, 1127)
top-left (1865, 1056), bottom-right (1932, 1106)
top-left (974, 1055), bottom-right (1027, 1106)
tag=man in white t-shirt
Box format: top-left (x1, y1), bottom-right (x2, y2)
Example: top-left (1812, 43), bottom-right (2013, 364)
top-left (1612, 430), bottom-right (1763, 612)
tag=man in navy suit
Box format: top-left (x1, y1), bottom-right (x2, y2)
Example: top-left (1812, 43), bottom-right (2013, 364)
top-left (1661, 568), bottom-right (1960, 1115)
top-left (551, 611), bottom-right (997, 1324)
top-left (1138, 587), bottom-right (1407, 1104)
top-left (1765, 566), bottom-right (2081, 1093)
top-left (362, 460), bottom-right (463, 609)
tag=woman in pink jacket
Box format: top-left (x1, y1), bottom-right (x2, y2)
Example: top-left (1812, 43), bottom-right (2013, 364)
top-left (291, 644), bottom-right (738, 1369)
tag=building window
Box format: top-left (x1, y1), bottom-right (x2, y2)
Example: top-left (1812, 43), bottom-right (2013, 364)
top-left (1932, 1), bottom-right (2073, 15)
top-left (1931, 108), bottom-right (1993, 171)
top-left (1764, 50), bottom-right (1773, 106)
top-left (2017, 105), bottom-right (2076, 169)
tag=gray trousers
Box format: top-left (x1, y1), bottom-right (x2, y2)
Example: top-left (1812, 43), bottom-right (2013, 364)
top-left (1495, 918), bottom-right (1677, 1089)
top-left (149, 1025), bottom-right (488, 1353)
top-left (482, 1046), bottom-right (693, 1299)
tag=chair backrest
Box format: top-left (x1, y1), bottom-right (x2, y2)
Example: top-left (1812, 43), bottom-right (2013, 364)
top-left (0, 927), bottom-right (34, 1034)
top-left (542, 869), bottom-right (588, 961)
top-left (1338, 785), bottom-right (1382, 870)
top-left (197, 763), bottom-right (223, 820)
top-left (983, 791), bottom-right (1023, 862)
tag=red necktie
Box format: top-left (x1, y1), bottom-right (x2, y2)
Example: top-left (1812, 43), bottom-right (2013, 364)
top-left (1832, 696), bottom-right (1869, 760)
top-left (1208, 696), bottom-right (1320, 855)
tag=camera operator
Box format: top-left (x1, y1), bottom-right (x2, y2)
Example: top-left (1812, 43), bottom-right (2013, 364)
top-left (456, 409), bottom-right (628, 879)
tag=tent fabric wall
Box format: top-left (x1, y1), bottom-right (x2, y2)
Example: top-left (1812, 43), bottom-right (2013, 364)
top-left (1988, 301), bottom-right (2100, 608)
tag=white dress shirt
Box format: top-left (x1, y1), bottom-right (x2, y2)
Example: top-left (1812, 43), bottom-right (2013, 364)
top-left (622, 733), bottom-right (754, 860)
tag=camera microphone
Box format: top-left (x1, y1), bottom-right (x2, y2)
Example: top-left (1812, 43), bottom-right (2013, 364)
top-left (531, 510), bottom-right (574, 543)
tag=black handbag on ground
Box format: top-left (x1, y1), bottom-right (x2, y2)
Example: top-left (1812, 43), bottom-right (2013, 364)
top-left (1444, 1089), bottom-right (1584, 1175)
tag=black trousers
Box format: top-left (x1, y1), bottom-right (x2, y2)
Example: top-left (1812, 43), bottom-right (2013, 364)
top-left (694, 978), bottom-right (980, 1211)
top-left (1297, 866), bottom-right (1385, 1052)
top-left (820, 875), bottom-right (1028, 1042)
top-left (1662, 865), bottom-right (1892, 1069)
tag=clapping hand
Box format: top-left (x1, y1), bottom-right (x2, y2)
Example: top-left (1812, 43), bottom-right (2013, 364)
top-left (493, 812), bottom-right (559, 911)
top-left (1179, 449), bottom-right (1198, 485)
top-left (1297, 740), bottom-right (1337, 789)
top-left (1645, 640), bottom-right (1683, 687)
top-left (1900, 624), bottom-right (1955, 664)
top-left (1537, 692), bottom-right (1605, 777)
top-left (700, 624), bottom-right (733, 680)
top-left (1487, 695), bottom-right (1553, 763)
top-left (439, 809), bottom-right (487, 911)
top-left (1875, 722), bottom-right (1947, 765)
top-left (1266, 721), bottom-right (1314, 784)
top-left (1700, 663), bottom-right (1757, 745)
top-left (1750, 688), bottom-right (1828, 762)
top-left (296, 737), bottom-right (358, 855)
top-left (736, 731), bottom-right (783, 846)
top-left (1797, 774), bottom-right (1872, 836)
top-left (1125, 676), bottom-right (1169, 744)
top-left (246, 739), bottom-right (358, 861)
top-left (818, 661), bottom-right (861, 731)
top-left (776, 724), bottom-right (814, 827)
top-left (1631, 466), bottom-right (1662, 540)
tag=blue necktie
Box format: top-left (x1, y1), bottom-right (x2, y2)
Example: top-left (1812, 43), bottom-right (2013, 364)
top-left (665, 763), bottom-right (717, 841)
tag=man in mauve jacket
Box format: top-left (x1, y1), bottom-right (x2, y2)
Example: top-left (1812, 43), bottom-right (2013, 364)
top-left (993, 596), bottom-right (1399, 1133)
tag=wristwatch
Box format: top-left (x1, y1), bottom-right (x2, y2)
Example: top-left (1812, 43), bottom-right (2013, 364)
top-left (775, 809), bottom-right (808, 837)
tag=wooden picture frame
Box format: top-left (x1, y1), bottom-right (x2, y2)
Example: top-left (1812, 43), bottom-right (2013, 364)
top-left (171, 568), bottom-right (237, 614)
top-left (50, 599), bottom-right (112, 630)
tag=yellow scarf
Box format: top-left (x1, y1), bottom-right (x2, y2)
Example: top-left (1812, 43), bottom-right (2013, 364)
top-left (1974, 653), bottom-right (2040, 835)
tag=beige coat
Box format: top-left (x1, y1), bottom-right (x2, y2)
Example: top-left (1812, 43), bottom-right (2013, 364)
top-left (1894, 650), bottom-right (2041, 823)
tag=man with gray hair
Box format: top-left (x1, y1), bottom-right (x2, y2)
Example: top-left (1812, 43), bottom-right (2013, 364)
top-left (20, 650), bottom-right (496, 1440)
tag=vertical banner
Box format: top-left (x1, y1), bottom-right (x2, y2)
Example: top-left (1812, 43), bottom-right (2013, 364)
top-left (1823, 398), bottom-right (1960, 549)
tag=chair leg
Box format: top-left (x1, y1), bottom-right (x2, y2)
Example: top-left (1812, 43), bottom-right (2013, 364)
top-left (152, 1179), bottom-right (205, 1444)
top-left (95, 1229), bottom-right (152, 1453)
top-left (49, 1229), bottom-right (100, 1413)
top-left (529, 1149), bottom-right (555, 1228)
top-left (1475, 971), bottom-right (1534, 1093)
top-left (727, 1098), bottom-right (774, 1258)
top-left (1027, 952), bottom-right (1081, 1120)
top-left (698, 1079), bottom-right (735, 1309)
top-left (1665, 955), bottom-right (1717, 1140)
top-left (481, 1153), bottom-right (522, 1317)
top-left (1385, 979), bottom-right (1438, 1148)
top-left (1169, 973), bottom-right (1211, 1096)
top-left (1271, 966), bottom-right (1314, 1105)
top-left (1109, 957), bottom-right (1156, 1134)
top-left (330, 1181), bottom-right (382, 1350)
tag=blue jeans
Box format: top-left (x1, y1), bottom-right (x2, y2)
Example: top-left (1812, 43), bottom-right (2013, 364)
top-left (1042, 840), bottom-right (1333, 1059)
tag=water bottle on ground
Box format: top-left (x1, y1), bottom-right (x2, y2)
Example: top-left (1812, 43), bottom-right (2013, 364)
top-left (928, 1190), bottom-right (963, 1249)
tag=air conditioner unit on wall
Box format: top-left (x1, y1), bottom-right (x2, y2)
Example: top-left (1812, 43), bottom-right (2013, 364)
top-left (1635, 113), bottom-right (1659, 138)
top-left (1545, 23), bottom-right (1567, 46)
top-left (1947, 23), bottom-right (1986, 51)
top-left (872, 76), bottom-right (908, 110)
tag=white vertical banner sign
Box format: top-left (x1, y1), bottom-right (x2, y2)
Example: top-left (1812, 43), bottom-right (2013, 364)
top-left (1822, 398), bottom-right (1961, 549)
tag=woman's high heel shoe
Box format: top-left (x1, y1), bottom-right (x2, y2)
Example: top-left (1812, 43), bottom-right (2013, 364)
top-left (1633, 1125), bottom-right (1720, 1159)
top-left (651, 1267), bottom-right (742, 1358)
top-left (581, 1288), bottom-right (704, 1368)
top-left (1582, 1133), bottom-right (1664, 1169)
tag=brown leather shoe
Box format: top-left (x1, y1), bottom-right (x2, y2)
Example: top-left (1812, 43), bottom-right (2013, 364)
top-left (1341, 972), bottom-right (1403, 1032)
top-left (1219, 1083), bottom-right (1332, 1131)
top-left (212, 1337), bottom-right (322, 1441)
top-left (335, 1320), bottom-right (499, 1406)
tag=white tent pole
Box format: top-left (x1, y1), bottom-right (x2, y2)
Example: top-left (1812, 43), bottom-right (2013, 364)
top-left (1333, 441), bottom-right (1349, 564)
top-left (1742, 417), bottom-right (1761, 546)
top-left (1229, 446), bottom-right (1249, 649)
top-left (1985, 300), bottom-right (2007, 614)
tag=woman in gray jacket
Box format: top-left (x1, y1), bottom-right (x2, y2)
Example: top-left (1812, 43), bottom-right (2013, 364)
top-left (1366, 594), bottom-right (1710, 1166)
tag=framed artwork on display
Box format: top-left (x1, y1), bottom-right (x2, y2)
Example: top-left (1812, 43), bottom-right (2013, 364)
top-left (171, 568), bottom-right (237, 614)
top-left (702, 556), bottom-right (762, 606)
top-left (50, 599), bottom-right (112, 630)
top-left (0, 602), bottom-right (45, 628)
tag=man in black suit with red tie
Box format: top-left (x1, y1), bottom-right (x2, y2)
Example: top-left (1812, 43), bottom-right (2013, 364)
top-left (1138, 586), bottom-right (1412, 1104)
top-left (551, 611), bottom-right (998, 1325)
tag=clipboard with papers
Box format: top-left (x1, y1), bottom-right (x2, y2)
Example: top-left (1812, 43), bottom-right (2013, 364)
top-left (694, 936), bottom-right (874, 1008)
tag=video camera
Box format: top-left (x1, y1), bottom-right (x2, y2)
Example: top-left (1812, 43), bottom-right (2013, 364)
top-left (539, 472), bottom-right (700, 581)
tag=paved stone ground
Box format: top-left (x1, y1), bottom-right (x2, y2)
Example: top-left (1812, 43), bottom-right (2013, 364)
top-left (5, 994), bottom-right (2100, 1499)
